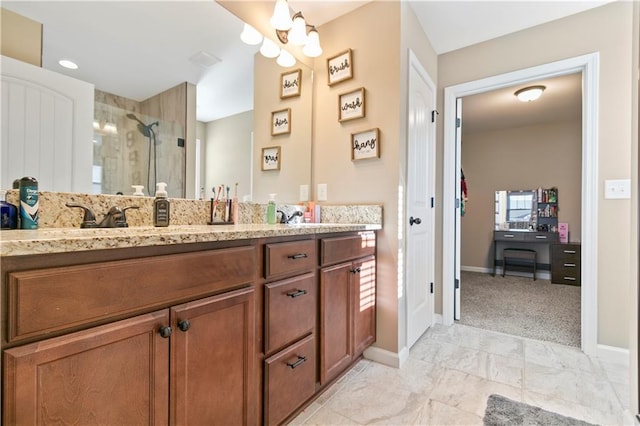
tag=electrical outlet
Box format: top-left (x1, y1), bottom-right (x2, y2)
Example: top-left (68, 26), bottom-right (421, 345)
top-left (317, 183), bottom-right (328, 201)
top-left (299, 185), bottom-right (309, 202)
top-left (604, 179), bottom-right (631, 199)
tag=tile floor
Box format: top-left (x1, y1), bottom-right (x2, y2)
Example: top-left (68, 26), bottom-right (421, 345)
top-left (289, 324), bottom-right (633, 425)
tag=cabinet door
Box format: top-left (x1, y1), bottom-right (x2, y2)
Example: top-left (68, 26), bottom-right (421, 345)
top-left (170, 287), bottom-right (255, 426)
top-left (3, 311), bottom-right (170, 425)
top-left (319, 262), bottom-right (352, 384)
top-left (352, 256), bottom-right (376, 356)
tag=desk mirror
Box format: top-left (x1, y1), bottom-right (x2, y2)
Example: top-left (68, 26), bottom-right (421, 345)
top-left (494, 190), bottom-right (537, 231)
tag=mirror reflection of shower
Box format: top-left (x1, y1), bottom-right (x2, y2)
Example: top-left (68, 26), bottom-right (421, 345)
top-left (92, 100), bottom-right (184, 197)
top-left (127, 113), bottom-right (160, 194)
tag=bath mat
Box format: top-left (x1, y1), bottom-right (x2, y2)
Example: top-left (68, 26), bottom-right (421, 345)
top-left (483, 394), bottom-right (597, 426)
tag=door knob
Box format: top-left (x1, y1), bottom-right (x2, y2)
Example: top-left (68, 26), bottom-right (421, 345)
top-left (409, 216), bottom-right (422, 226)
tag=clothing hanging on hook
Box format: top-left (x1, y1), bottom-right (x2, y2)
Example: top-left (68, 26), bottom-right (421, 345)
top-left (461, 169), bottom-right (468, 217)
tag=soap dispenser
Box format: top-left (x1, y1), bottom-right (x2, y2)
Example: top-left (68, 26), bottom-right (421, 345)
top-left (0, 190), bottom-right (18, 229)
top-left (153, 182), bottom-right (170, 227)
top-left (267, 193), bottom-right (277, 224)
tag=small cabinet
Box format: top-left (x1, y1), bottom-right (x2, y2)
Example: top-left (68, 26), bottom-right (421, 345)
top-left (319, 233), bottom-right (376, 385)
top-left (551, 243), bottom-right (581, 285)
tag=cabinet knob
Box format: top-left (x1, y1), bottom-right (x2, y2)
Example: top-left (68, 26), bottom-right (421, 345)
top-left (350, 267), bottom-right (361, 274)
top-left (177, 320), bottom-right (191, 332)
top-left (159, 326), bottom-right (172, 338)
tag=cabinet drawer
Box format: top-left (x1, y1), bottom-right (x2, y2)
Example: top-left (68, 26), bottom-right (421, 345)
top-left (6, 246), bottom-right (257, 344)
top-left (265, 273), bottom-right (316, 354)
top-left (551, 244), bottom-right (581, 263)
top-left (524, 232), bottom-right (559, 242)
top-left (493, 231), bottom-right (525, 242)
top-left (264, 240), bottom-right (316, 279)
top-left (320, 233), bottom-right (376, 266)
top-left (264, 334), bottom-right (315, 426)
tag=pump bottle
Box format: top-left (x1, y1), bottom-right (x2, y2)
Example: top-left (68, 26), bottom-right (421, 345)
top-left (267, 193), bottom-right (277, 224)
top-left (154, 182), bottom-right (170, 227)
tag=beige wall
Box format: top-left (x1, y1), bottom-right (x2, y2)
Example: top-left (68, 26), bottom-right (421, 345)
top-left (461, 120), bottom-right (582, 269)
top-left (205, 110), bottom-right (253, 201)
top-left (438, 2), bottom-right (635, 348)
top-left (252, 54), bottom-right (312, 204)
top-left (0, 8), bottom-right (42, 67)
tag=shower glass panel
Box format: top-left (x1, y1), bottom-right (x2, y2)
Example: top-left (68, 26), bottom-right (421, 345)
top-left (92, 101), bottom-right (185, 197)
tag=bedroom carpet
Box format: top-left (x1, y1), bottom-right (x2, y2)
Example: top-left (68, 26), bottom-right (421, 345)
top-left (458, 271), bottom-right (581, 347)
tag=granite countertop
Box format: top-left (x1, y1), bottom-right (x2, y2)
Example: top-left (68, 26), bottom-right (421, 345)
top-left (0, 223), bottom-right (382, 257)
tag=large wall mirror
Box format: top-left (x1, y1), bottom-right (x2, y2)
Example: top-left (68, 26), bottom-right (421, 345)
top-left (2, 1), bottom-right (312, 202)
top-left (495, 190), bottom-right (537, 231)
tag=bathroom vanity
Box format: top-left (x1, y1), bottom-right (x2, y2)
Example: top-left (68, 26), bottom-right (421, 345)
top-left (0, 224), bottom-right (379, 425)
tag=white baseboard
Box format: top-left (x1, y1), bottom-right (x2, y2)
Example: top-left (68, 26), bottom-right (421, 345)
top-left (363, 345), bottom-right (409, 369)
top-left (434, 313), bottom-right (443, 324)
top-left (596, 344), bottom-right (630, 366)
top-left (461, 265), bottom-right (551, 280)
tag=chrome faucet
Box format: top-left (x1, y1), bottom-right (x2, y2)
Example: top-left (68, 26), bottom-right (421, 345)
top-left (66, 203), bottom-right (139, 228)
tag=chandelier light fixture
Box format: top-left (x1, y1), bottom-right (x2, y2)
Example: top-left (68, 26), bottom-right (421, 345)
top-left (271, 0), bottom-right (323, 58)
top-left (514, 85), bottom-right (546, 102)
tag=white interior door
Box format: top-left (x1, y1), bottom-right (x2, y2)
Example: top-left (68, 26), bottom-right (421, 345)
top-left (406, 51), bottom-right (436, 348)
top-left (454, 98), bottom-right (462, 320)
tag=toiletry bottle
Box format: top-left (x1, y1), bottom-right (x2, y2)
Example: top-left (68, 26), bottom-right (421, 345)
top-left (267, 193), bottom-right (277, 224)
top-left (132, 185), bottom-right (144, 196)
top-left (0, 190), bottom-right (18, 229)
top-left (153, 182), bottom-right (170, 227)
top-left (232, 183), bottom-right (239, 224)
top-left (19, 176), bottom-right (38, 229)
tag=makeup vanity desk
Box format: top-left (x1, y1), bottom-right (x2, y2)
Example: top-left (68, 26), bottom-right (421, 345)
top-left (492, 230), bottom-right (560, 276)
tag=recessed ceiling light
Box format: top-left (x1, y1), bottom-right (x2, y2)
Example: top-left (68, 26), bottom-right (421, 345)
top-left (58, 59), bottom-right (78, 70)
top-left (514, 85), bottom-right (546, 102)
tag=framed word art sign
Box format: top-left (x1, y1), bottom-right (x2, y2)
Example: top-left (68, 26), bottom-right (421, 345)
top-left (339, 87), bottom-right (365, 122)
top-left (280, 69), bottom-right (301, 98)
top-left (271, 108), bottom-right (291, 135)
top-left (262, 146), bottom-right (281, 171)
top-left (327, 49), bottom-right (353, 86)
top-left (351, 128), bottom-right (379, 161)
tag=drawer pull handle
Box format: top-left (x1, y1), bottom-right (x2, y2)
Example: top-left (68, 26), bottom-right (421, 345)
top-left (563, 276), bottom-right (577, 281)
top-left (287, 253), bottom-right (308, 260)
top-left (504, 235), bottom-right (515, 238)
top-left (159, 326), bottom-right (172, 338)
top-left (563, 263), bottom-right (576, 267)
top-left (286, 289), bottom-right (307, 298)
top-left (350, 267), bottom-right (362, 274)
top-left (287, 355), bottom-right (307, 369)
top-left (563, 250), bottom-right (577, 254)
top-left (535, 235), bottom-right (547, 239)
top-left (178, 320), bottom-right (191, 332)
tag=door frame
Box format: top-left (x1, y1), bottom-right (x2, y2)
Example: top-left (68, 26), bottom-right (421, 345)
top-left (442, 53), bottom-right (599, 356)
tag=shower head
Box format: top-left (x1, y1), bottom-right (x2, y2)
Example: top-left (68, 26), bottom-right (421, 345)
top-left (126, 113), bottom-right (158, 138)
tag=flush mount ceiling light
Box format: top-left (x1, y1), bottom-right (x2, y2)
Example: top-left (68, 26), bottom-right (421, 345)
top-left (514, 85), bottom-right (546, 102)
top-left (58, 59), bottom-right (78, 69)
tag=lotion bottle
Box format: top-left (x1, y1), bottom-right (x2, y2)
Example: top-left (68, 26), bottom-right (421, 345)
top-left (266, 193), bottom-right (277, 224)
top-left (154, 182), bottom-right (170, 227)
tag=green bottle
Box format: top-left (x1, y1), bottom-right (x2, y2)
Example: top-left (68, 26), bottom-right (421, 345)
top-left (267, 193), bottom-right (277, 224)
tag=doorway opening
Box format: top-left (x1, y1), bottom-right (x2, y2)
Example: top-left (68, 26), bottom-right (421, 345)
top-left (457, 73), bottom-right (583, 347)
top-left (442, 53), bottom-right (599, 356)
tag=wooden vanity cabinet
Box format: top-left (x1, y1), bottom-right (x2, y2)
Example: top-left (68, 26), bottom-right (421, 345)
top-left (2, 243), bottom-right (258, 426)
top-left (261, 237), bottom-right (317, 425)
top-left (319, 232), bottom-right (376, 385)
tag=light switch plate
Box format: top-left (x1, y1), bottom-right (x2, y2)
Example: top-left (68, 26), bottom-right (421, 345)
top-left (317, 183), bottom-right (328, 201)
top-left (299, 185), bottom-right (309, 202)
top-left (604, 179), bottom-right (631, 199)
